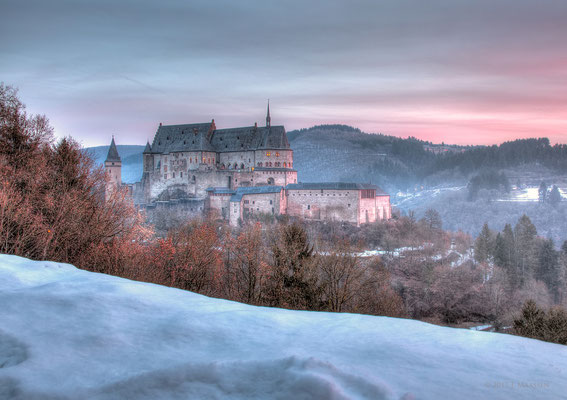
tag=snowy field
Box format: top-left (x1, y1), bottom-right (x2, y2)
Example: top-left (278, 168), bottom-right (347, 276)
top-left (1, 255), bottom-right (566, 400)
top-left (496, 186), bottom-right (567, 202)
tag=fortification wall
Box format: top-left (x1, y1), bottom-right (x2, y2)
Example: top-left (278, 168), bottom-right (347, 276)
top-left (286, 189), bottom-right (358, 223)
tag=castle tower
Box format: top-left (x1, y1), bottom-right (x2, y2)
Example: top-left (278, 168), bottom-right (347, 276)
top-left (105, 137), bottom-right (122, 198)
top-left (143, 140), bottom-right (153, 172)
top-left (266, 100), bottom-right (271, 128)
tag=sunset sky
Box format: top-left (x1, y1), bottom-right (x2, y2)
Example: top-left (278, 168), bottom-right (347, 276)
top-left (1, 0), bottom-right (566, 147)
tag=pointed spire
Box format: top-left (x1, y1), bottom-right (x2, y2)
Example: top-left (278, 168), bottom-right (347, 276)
top-left (105, 137), bottom-right (121, 163)
top-left (143, 140), bottom-right (152, 154)
top-left (266, 99), bottom-right (271, 127)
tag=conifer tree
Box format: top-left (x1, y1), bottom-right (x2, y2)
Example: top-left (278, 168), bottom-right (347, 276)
top-left (514, 215), bottom-right (538, 286)
top-left (548, 185), bottom-right (562, 205)
top-left (536, 238), bottom-right (560, 302)
top-left (538, 181), bottom-right (548, 202)
top-left (474, 223), bottom-right (494, 264)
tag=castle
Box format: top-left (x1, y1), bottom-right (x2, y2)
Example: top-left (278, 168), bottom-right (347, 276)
top-left (105, 104), bottom-right (391, 226)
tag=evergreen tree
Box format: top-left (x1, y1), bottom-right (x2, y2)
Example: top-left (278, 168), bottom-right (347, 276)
top-left (536, 239), bottom-right (560, 302)
top-left (500, 223), bottom-right (518, 285)
top-left (493, 233), bottom-right (507, 267)
top-left (538, 181), bottom-right (548, 202)
top-left (268, 223), bottom-right (319, 309)
top-left (548, 185), bottom-right (562, 205)
top-left (514, 215), bottom-right (538, 286)
top-left (474, 223), bottom-right (494, 264)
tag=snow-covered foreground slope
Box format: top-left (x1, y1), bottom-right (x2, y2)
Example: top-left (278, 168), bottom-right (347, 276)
top-left (0, 255), bottom-right (565, 400)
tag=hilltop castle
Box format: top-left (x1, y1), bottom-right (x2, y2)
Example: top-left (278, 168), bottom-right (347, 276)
top-left (105, 104), bottom-right (391, 226)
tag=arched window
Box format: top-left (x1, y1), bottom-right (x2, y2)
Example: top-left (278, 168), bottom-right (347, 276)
top-left (234, 163), bottom-right (238, 169)
top-left (258, 162), bottom-right (263, 167)
top-left (283, 162), bottom-right (287, 168)
top-left (267, 177), bottom-right (275, 185)
top-left (221, 163), bottom-right (225, 169)
top-left (240, 163), bottom-right (244, 169)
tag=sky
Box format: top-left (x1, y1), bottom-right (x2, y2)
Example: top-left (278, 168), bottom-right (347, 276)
top-left (1, 0), bottom-right (567, 147)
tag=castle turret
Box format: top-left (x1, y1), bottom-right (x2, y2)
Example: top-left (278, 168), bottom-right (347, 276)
top-left (105, 137), bottom-right (122, 198)
top-left (266, 100), bottom-right (271, 127)
top-left (143, 141), bottom-right (153, 172)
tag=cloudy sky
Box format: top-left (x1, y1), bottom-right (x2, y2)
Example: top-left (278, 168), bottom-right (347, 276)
top-left (2, 0), bottom-right (566, 146)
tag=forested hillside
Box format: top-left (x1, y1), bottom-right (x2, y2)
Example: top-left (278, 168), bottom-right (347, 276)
top-left (288, 126), bottom-right (567, 191)
top-left (288, 125), bottom-right (438, 192)
top-left (85, 145), bottom-right (145, 183)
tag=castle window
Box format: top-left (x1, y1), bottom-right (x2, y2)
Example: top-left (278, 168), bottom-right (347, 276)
top-left (348, 204), bottom-right (351, 208)
top-left (266, 151), bottom-right (271, 156)
top-left (164, 166), bottom-right (168, 172)
top-left (276, 152), bottom-right (280, 157)
top-left (270, 200), bottom-right (273, 205)
top-left (258, 162), bottom-right (263, 167)
top-left (244, 200), bottom-right (249, 204)
top-left (172, 173), bottom-right (175, 178)
top-left (307, 205), bottom-right (310, 210)
top-left (164, 174), bottom-right (167, 179)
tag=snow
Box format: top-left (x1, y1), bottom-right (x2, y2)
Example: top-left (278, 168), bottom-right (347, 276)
top-left (496, 186), bottom-right (567, 202)
top-left (1, 255), bottom-right (566, 399)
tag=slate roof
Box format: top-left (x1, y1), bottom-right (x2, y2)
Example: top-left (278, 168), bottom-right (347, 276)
top-left (150, 123), bottom-right (290, 154)
top-left (229, 186), bottom-right (284, 202)
top-left (210, 125), bottom-right (289, 151)
top-left (143, 141), bottom-right (152, 154)
top-left (206, 187), bottom-right (236, 195)
top-left (151, 123), bottom-right (216, 153)
top-left (285, 182), bottom-right (389, 195)
top-left (254, 167), bottom-right (296, 172)
top-left (105, 138), bottom-right (121, 163)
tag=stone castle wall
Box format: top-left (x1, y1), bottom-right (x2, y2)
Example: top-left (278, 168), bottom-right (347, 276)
top-left (285, 189), bottom-right (359, 224)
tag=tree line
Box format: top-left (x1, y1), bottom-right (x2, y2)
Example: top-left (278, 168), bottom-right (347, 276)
top-left (3, 83), bottom-right (566, 345)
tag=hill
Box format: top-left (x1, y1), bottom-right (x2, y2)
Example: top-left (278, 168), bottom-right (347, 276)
top-left (1, 254), bottom-right (565, 399)
top-left (288, 125), bottom-right (438, 192)
top-left (85, 145), bottom-right (145, 183)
